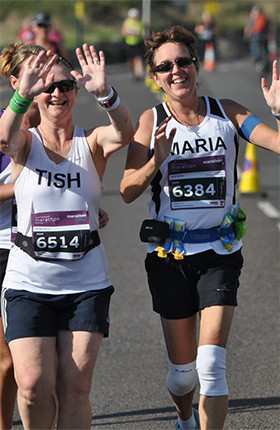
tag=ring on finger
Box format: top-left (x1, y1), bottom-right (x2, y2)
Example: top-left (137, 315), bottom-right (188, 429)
top-left (94, 60), bottom-right (100, 64)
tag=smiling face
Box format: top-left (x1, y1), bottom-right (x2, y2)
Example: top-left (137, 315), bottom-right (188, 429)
top-left (36, 64), bottom-right (77, 122)
top-left (152, 42), bottom-right (199, 101)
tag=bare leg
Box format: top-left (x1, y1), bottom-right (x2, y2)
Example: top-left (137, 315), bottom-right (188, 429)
top-left (199, 395), bottom-right (228, 429)
top-left (162, 315), bottom-right (197, 421)
top-left (0, 317), bottom-right (17, 429)
top-left (56, 330), bottom-right (103, 429)
top-left (198, 305), bottom-right (234, 430)
top-left (9, 337), bottom-right (57, 429)
top-left (169, 387), bottom-right (197, 421)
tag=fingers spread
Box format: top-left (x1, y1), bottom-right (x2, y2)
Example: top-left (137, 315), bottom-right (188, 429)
top-left (75, 47), bottom-right (87, 67)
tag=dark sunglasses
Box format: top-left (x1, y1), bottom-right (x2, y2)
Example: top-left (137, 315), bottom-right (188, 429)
top-left (154, 56), bottom-right (196, 73)
top-left (37, 23), bottom-right (50, 28)
top-left (44, 80), bottom-right (77, 94)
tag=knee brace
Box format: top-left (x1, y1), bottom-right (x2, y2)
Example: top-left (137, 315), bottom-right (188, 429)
top-left (196, 345), bottom-right (229, 397)
top-left (166, 359), bottom-right (197, 397)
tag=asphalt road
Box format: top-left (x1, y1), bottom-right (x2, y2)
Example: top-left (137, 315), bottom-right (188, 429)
top-left (5, 57), bottom-right (279, 429)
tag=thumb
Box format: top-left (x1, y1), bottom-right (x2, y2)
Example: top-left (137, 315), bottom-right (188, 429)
top-left (168, 127), bottom-right (176, 140)
top-left (71, 70), bottom-right (82, 81)
top-left (261, 77), bottom-right (268, 95)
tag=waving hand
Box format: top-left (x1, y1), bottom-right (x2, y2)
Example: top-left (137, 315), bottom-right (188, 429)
top-left (18, 50), bottom-right (58, 99)
top-left (261, 60), bottom-right (280, 114)
top-left (71, 44), bottom-right (108, 97)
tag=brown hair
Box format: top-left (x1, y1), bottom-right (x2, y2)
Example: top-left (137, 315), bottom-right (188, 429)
top-left (145, 25), bottom-right (199, 73)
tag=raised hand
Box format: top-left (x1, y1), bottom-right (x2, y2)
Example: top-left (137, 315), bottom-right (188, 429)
top-left (71, 44), bottom-right (108, 97)
top-left (18, 50), bottom-right (58, 99)
top-left (261, 60), bottom-right (280, 113)
top-left (154, 117), bottom-right (176, 167)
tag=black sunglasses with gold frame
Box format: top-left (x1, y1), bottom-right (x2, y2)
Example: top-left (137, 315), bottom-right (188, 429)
top-left (154, 56), bottom-right (196, 73)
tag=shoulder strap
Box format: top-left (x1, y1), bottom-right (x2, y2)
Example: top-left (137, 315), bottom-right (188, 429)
top-left (155, 103), bottom-right (168, 127)
top-left (207, 96), bottom-right (226, 119)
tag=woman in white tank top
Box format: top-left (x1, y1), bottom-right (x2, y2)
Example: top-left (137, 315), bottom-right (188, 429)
top-left (0, 44), bottom-right (134, 429)
top-left (121, 25), bottom-right (279, 430)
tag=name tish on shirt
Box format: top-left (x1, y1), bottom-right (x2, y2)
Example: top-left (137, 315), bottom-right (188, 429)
top-left (35, 168), bottom-right (81, 188)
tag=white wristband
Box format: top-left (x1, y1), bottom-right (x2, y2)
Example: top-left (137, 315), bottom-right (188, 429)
top-left (95, 86), bottom-right (114, 102)
top-left (271, 109), bottom-right (280, 120)
top-left (94, 86), bottom-right (120, 111)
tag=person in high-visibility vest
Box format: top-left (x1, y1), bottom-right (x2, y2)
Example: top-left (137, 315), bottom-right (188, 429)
top-left (122, 8), bottom-right (145, 81)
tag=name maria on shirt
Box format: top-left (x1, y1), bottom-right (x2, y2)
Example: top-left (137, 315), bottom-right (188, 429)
top-left (170, 136), bottom-right (227, 155)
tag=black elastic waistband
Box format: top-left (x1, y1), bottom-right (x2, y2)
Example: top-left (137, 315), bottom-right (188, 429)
top-left (15, 231), bottom-right (100, 259)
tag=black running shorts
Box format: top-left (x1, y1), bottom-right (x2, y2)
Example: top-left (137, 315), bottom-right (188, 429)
top-left (145, 249), bottom-right (243, 319)
top-left (3, 286), bottom-right (114, 343)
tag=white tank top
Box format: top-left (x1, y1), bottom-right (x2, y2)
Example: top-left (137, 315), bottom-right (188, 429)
top-left (147, 97), bottom-right (242, 256)
top-left (4, 126), bottom-right (112, 294)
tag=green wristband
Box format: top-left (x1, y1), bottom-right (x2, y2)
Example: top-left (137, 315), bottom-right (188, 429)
top-left (9, 89), bottom-right (34, 114)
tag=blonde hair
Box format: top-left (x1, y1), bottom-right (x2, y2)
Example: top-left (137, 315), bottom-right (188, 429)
top-left (0, 42), bottom-right (45, 80)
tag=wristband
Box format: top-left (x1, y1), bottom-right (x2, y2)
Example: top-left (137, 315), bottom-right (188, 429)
top-left (95, 86), bottom-right (120, 111)
top-left (9, 89), bottom-right (33, 114)
top-left (271, 110), bottom-right (280, 120)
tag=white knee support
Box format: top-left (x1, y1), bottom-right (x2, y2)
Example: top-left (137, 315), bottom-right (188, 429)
top-left (196, 345), bottom-right (229, 397)
top-left (166, 359), bottom-right (197, 397)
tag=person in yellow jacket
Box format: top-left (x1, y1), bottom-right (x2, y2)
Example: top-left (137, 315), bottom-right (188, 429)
top-left (122, 8), bottom-right (144, 81)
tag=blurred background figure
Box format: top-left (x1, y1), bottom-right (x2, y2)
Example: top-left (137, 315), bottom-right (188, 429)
top-left (243, 5), bottom-right (270, 73)
top-left (31, 11), bottom-right (68, 58)
top-left (18, 18), bottom-right (34, 44)
top-left (194, 10), bottom-right (217, 71)
top-left (122, 7), bottom-right (145, 81)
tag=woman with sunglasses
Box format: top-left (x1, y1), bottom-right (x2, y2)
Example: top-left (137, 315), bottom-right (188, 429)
top-left (0, 44), bottom-right (134, 429)
top-left (0, 42), bottom-right (110, 430)
top-left (120, 26), bottom-right (279, 430)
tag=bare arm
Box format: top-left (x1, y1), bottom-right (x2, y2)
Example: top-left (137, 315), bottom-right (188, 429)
top-left (93, 101), bottom-right (135, 159)
top-left (122, 20), bottom-right (129, 38)
top-left (71, 44), bottom-right (135, 159)
top-left (0, 50), bottom-right (57, 162)
top-left (222, 60), bottom-right (280, 154)
top-left (120, 110), bottom-right (176, 203)
top-left (0, 183), bottom-right (14, 202)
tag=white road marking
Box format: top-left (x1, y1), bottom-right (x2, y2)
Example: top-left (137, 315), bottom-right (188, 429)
top-left (257, 201), bottom-right (280, 218)
top-left (257, 201), bottom-right (280, 232)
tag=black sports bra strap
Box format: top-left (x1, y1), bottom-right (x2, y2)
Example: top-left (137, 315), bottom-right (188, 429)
top-left (155, 104), bottom-right (168, 127)
top-left (207, 96), bottom-right (226, 119)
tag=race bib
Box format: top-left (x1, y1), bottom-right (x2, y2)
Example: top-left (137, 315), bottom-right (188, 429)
top-left (31, 210), bottom-right (91, 260)
top-left (168, 155), bottom-right (226, 209)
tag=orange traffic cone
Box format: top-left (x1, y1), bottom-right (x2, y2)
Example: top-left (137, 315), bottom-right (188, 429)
top-left (239, 142), bottom-right (261, 194)
top-left (203, 41), bottom-right (216, 71)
